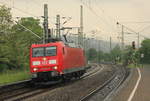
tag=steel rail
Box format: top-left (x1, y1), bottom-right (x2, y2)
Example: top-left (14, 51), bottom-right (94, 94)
top-left (79, 65), bottom-right (127, 101)
top-left (0, 65), bottom-right (102, 101)
top-left (0, 79), bottom-right (31, 92)
top-left (79, 72), bottom-right (117, 101)
top-left (0, 80), bottom-right (32, 100)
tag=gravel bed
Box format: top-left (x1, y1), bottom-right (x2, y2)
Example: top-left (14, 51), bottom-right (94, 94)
top-left (26, 65), bottom-right (115, 101)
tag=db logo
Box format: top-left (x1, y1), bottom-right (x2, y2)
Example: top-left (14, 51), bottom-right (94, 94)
top-left (42, 58), bottom-right (48, 65)
top-left (42, 61), bottom-right (47, 65)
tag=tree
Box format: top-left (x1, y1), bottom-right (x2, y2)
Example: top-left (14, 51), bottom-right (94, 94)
top-left (97, 50), bottom-right (104, 62)
top-left (110, 45), bottom-right (121, 62)
top-left (0, 5), bottom-right (12, 34)
top-left (0, 5), bottom-right (13, 71)
top-left (103, 53), bottom-right (111, 61)
top-left (0, 13), bottom-right (43, 71)
top-left (140, 39), bottom-right (150, 63)
top-left (7, 17), bottom-right (43, 69)
top-left (122, 45), bottom-right (140, 66)
top-left (123, 46), bottom-right (134, 65)
top-left (86, 48), bottom-right (97, 61)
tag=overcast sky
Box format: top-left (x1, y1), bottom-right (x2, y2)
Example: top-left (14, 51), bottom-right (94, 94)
top-left (0, 0), bottom-right (150, 44)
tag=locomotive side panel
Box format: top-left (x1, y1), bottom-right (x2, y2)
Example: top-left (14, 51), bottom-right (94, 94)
top-left (62, 46), bottom-right (86, 74)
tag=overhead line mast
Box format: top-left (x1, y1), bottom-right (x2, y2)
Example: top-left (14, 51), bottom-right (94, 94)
top-left (79, 5), bottom-right (84, 47)
top-left (43, 4), bottom-right (49, 43)
top-left (56, 15), bottom-right (61, 40)
top-left (80, 5), bottom-right (83, 37)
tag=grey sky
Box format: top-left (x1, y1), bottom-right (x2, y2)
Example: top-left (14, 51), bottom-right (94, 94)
top-left (0, 0), bottom-right (150, 44)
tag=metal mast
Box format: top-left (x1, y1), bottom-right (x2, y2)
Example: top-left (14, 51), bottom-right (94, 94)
top-left (56, 15), bottom-right (61, 40)
top-left (110, 37), bottom-right (112, 51)
top-left (80, 5), bottom-right (83, 37)
top-left (43, 4), bottom-right (49, 43)
top-left (79, 5), bottom-right (84, 46)
top-left (121, 25), bottom-right (124, 50)
top-left (137, 32), bottom-right (140, 49)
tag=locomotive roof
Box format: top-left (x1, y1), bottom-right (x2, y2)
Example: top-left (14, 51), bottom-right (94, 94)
top-left (31, 41), bottom-right (83, 49)
top-left (31, 41), bottom-right (64, 48)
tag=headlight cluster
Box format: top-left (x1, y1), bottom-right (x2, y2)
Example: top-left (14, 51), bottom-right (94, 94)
top-left (33, 68), bottom-right (38, 71)
top-left (49, 60), bottom-right (57, 64)
top-left (33, 66), bottom-right (58, 72)
top-left (52, 66), bottom-right (58, 70)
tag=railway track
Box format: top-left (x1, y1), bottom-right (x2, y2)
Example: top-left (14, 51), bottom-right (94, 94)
top-left (79, 65), bottom-right (128, 101)
top-left (0, 64), bottom-right (103, 101)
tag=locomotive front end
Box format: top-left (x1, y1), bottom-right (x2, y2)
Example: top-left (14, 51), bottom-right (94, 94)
top-left (30, 43), bottom-right (62, 81)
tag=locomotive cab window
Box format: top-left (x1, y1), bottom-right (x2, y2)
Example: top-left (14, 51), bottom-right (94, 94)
top-left (32, 46), bottom-right (57, 57)
top-left (45, 46), bottom-right (57, 56)
top-left (32, 47), bottom-right (44, 57)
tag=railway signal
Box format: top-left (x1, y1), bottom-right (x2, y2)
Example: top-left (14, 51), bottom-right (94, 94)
top-left (132, 41), bottom-right (136, 49)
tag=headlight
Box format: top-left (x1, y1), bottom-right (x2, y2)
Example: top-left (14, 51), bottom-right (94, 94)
top-left (33, 68), bottom-right (38, 71)
top-left (49, 60), bottom-right (57, 64)
top-left (32, 61), bottom-right (40, 66)
top-left (52, 66), bottom-right (58, 70)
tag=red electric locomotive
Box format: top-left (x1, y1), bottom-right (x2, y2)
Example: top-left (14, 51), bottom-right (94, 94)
top-left (30, 4), bottom-right (86, 83)
top-left (30, 41), bottom-right (86, 82)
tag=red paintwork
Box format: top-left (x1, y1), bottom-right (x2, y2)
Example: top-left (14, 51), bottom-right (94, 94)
top-left (30, 41), bottom-right (86, 75)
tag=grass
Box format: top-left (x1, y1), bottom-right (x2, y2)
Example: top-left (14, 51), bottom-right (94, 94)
top-left (0, 69), bottom-right (31, 85)
top-left (128, 63), bottom-right (146, 68)
top-left (128, 64), bottom-right (136, 68)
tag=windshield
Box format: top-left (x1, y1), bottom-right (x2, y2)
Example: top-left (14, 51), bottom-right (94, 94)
top-left (45, 46), bottom-right (57, 56)
top-left (32, 47), bottom-right (44, 57)
top-left (32, 46), bottom-right (57, 57)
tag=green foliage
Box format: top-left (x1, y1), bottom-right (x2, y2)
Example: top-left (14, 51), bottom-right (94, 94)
top-left (12, 17), bottom-right (43, 43)
top-left (86, 48), bottom-right (97, 61)
top-left (0, 5), bottom-right (13, 71)
top-left (6, 18), bottom-right (42, 70)
top-left (0, 5), bottom-right (43, 72)
top-left (140, 39), bottom-right (150, 63)
top-left (86, 45), bottom-right (122, 63)
top-left (97, 50), bottom-right (104, 61)
top-left (0, 69), bottom-right (31, 85)
top-left (123, 46), bottom-right (134, 65)
top-left (110, 45), bottom-right (121, 62)
top-left (103, 53), bottom-right (111, 61)
top-left (0, 5), bottom-right (12, 32)
top-left (123, 45), bottom-right (140, 66)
